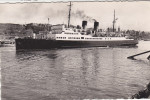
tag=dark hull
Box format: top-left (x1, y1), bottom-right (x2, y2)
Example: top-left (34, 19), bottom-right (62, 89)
top-left (15, 38), bottom-right (138, 50)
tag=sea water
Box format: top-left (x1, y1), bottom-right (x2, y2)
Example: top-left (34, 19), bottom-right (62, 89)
top-left (1, 41), bottom-right (150, 99)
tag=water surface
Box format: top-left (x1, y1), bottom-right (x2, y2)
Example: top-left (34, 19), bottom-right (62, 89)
top-left (1, 41), bottom-right (150, 99)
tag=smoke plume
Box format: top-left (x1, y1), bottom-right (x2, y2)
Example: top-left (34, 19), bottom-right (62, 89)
top-left (72, 10), bottom-right (97, 22)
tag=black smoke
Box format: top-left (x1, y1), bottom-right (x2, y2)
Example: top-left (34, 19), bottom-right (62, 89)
top-left (72, 10), bottom-right (97, 22)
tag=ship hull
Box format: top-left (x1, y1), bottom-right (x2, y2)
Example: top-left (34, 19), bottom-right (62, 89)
top-left (15, 38), bottom-right (138, 50)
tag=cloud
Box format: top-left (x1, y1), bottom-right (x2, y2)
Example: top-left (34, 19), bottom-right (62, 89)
top-left (0, 2), bottom-right (150, 31)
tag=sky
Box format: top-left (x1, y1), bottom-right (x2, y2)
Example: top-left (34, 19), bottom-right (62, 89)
top-left (0, 1), bottom-right (150, 31)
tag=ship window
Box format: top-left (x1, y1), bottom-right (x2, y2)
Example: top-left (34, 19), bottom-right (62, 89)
top-left (81, 37), bottom-right (84, 39)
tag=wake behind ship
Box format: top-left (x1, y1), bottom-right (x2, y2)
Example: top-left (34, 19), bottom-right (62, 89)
top-left (15, 3), bottom-right (138, 50)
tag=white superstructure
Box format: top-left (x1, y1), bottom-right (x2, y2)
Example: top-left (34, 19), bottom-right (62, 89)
top-left (45, 24), bottom-right (133, 41)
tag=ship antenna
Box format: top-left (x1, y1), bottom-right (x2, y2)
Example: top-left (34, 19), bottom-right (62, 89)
top-left (48, 18), bottom-right (49, 24)
top-left (113, 10), bottom-right (115, 32)
top-left (112, 10), bottom-right (118, 32)
top-left (68, 2), bottom-right (72, 28)
top-left (48, 18), bottom-right (49, 31)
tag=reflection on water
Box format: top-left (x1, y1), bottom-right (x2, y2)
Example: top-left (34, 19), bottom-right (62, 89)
top-left (1, 41), bottom-right (150, 99)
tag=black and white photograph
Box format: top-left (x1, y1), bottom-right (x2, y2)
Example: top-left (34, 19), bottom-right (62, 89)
top-left (0, 0), bottom-right (150, 99)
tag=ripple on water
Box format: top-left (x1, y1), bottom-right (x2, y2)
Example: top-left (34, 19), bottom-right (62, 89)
top-left (1, 41), bottom-right (150, 99)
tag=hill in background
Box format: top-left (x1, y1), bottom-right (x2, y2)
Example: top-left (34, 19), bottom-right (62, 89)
top-left (0, 23), bottom-right (150, 40)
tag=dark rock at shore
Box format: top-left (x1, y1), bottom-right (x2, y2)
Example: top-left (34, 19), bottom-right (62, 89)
top-left (131, 82), bottom-right (150, 99)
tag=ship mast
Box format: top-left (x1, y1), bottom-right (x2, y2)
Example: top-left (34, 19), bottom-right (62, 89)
top-left (113, 10), bottom-right (115, 32)
top-left (68, 2), bottom-right (72, 28)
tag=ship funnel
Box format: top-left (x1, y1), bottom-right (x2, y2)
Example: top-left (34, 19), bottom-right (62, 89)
top-left (82, 21), bottom-right (87, 29)
top-left (94, 21), bottom-right (99, 31)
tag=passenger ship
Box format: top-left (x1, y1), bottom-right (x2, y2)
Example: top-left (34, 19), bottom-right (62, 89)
top-left (15, 2), bottom-right (138, 50)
